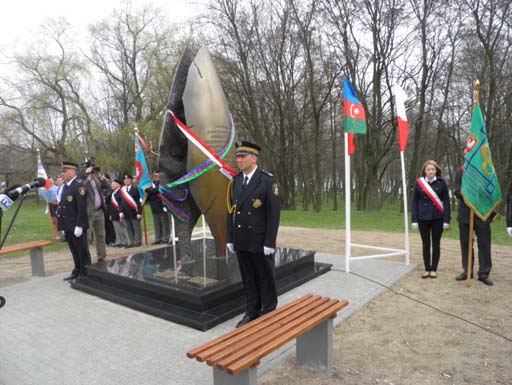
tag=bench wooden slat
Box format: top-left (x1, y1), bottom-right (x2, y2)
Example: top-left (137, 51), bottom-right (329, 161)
top-left (226, 300), bottom-right (348, 375)
top-left (216, 299), bottom-right (348, 374)
top-left (0, 240), bottom-right (54, 255)
top-left (187, 294), bottom-right (317, 360)
top-left (205, 296), bottom-right (332, 366)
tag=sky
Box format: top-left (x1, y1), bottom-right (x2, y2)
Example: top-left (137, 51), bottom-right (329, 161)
top-left (0, 0), bottom-right (202, 60)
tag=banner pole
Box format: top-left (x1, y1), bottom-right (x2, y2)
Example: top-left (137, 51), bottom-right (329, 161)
top-left (142, 204), bottom-right (148, 246)
top-left (466, 209), bottom-right (474, 288)
top-left (400, 151), bottom-right (410, 264)
top-left (344, 133), bottom-right (351, 273)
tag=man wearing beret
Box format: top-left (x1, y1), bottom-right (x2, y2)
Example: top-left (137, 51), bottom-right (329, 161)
top-left (119, 175), bottom-right (142, 247)
top-left (58, 161), bottom-right (90, 280)
top-left (227, 141), bottom-right (281, 327)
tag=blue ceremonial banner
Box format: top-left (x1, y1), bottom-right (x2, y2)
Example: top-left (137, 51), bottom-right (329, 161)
top-left (135, 136), bottom-right (152, 203)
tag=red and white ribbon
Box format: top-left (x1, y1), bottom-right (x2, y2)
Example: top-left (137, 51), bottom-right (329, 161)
top-left (111, 189), bottom-right (121, 212)
top-left (120, 187), bottom-right (139, 212)
top-left (167, 110), bottom-right (237, 178)
top-left (417, 178), bottom-right (444, 215)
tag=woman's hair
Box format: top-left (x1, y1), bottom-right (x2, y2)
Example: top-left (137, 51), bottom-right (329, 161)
top-left (420, 160), bottom-right (442, 177)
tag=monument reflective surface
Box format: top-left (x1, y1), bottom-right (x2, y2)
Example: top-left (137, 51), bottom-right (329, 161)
top-left (72, 239), bottom-right (331, 330)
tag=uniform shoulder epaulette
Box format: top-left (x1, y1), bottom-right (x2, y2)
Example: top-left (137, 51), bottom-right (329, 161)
top-left (261, 170), bottom-right (274, 178)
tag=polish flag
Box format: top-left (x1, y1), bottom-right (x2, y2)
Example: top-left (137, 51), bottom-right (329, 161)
top-left (393, 85), bottom-right (409, 152)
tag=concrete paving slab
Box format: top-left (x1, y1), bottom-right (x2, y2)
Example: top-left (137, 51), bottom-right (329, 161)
top-left (0, 253), bottom-right (415, 385)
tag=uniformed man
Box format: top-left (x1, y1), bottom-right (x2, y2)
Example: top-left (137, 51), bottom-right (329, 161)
top-left (226, 141), bottom-right (281, 327)
top-left (58, 161), bottom-right (90, 281)
top-left (119, 175), bottom-right (142, 247)
top-left (454, 166), bottom-right (495, 286)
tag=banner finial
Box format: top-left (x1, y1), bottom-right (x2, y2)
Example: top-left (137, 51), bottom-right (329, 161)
top-left (474, 80), bottom-right (480, 105)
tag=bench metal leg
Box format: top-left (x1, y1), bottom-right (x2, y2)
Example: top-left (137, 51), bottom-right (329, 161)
top-left (29, 247), bottom-right (46, 277)
top-left (213, 366), bottom-right (257, 385)
top-left (296, 318), bottom-right (333, 375)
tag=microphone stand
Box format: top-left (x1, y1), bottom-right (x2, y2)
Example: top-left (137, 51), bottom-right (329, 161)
top-left (0, 192), bottom-right (30, 310)
top-left (0, 193), bottom-right (27, 251)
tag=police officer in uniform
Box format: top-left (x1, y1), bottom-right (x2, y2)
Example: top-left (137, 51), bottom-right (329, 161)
top-left (454, 166), bottom-right (495, 286)
top-left (226, 141), bottom-right (281, 327)
top-left (58, 161), bottom-right (90, 281)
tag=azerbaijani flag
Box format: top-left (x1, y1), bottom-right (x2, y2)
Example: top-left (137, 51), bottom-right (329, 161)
top-left (393, 85), bottom-right (409, 152)
top-left (343, 78), bottom-right (367, 134)
top-left (135, 136), bottom-right (152, 203)
top-left (461, 98), bottom-right (502, 221)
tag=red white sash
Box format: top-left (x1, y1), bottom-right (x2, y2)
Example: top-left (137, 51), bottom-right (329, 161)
top-left (417, 178), bottom-right (444, 215)
top-left (111, 189), bottom-right (121, 212)
top-left (120, 186), bottom-right (138, 212)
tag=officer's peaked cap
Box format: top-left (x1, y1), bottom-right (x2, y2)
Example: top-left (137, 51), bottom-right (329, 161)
top-left (236, 141), bottom-right (261, 156)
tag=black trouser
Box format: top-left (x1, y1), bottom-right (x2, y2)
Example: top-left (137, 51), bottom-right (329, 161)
top-left (418, 219), bottom-right (443, 272)
top-left (236, 250), bottom-right (277, 317)
top-left (65, 231), bottom-right (91, 276)
top-left (458, 221), bottom-right (492, 278)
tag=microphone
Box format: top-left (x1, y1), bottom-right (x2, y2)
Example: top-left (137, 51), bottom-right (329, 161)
top-left (6, 178), bottom-right (47, 200)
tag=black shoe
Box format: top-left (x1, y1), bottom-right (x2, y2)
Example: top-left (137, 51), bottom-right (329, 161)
top-left (97, 257), bottom-right (106, 263)
top-left (478, 277), bottom-right (494, 286)
top-left (134, 243), bottom-right (142, 247)
top-left (455, 272), bottom-right (473, 281)
top-left (125, 245), bottom-right (134, 248)
top-left (236, 314), bottom-right (258, 328)
top-left (63, 274), bottom-right (78, 281)
top-left (151, 241), bottom-right (160, 245)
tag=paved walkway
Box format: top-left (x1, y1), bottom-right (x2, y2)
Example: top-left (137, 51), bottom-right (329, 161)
top-left (0, 253), bottom-right (414, 385)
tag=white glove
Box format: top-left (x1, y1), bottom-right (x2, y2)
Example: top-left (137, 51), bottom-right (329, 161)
top-left (74, 226), bottom-right (83, 237)
top-left (443, 223), bottom-right (450, 230)
top-left (226, 243), bottom-right (234, 253)
top-left (507, 227), bottom-right (512, 237)
top-left (136, 214), bottom-right (142, 220)
top-left (263, 246), bottom-right (275, 255)
top-left (411, 223), bottom-right (418, 230)
top-left (119, 213), bottom-right (124, 219)
top-left (163, 207), bottom-right (168, 213)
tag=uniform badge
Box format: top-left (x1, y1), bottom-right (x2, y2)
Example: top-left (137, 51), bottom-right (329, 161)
top-left (272, 183), bottom-right (279, 197)
top-left (67, 196), bottom-right (73, 202)
top-left (79, 187), bottom-right (87, 196)
top-left (253, 199), bottom-right (262, 208)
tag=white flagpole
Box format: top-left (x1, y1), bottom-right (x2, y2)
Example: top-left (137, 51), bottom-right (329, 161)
top-left (400, 151), bottom-right (410, 265)
top-left (344, 133), bottom-right (351, 273)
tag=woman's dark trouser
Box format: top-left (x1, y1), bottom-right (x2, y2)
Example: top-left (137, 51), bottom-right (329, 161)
top-left (419, 219), bottom-right (443, 272)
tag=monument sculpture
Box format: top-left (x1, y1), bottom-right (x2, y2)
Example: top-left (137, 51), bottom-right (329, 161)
top-left (72, 46), bottom-right (331, 330)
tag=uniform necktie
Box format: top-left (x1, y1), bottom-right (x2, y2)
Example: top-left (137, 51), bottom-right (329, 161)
top-left (242, 176), bottom-right (248, 189)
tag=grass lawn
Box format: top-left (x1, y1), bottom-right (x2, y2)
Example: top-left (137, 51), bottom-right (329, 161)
top-left (1, 198), bottom-right (509, 260)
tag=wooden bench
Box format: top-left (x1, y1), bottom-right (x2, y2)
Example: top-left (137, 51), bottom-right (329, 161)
top-left (187, 294), bottom-right (349, 385)
top-left (0, 240), bottom-right (54, 277)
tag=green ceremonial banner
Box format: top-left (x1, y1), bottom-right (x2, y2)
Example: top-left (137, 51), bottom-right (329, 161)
top-left (461, 103), bottom-right (502, 221)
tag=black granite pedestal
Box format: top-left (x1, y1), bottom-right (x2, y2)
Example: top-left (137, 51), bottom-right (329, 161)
top-left (71, 239), bottom-right (331, 330)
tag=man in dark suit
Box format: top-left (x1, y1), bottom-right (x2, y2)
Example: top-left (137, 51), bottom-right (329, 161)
top-left (227, 141), bottom-right (281, 327)
top-left (454, 166), bottom-right (495, 286)
top-left (58, 161), bottom-right (90, 281)
top-left (146, 171), bottom-right (170, 244)
top-left (119, 175), bottom-right (142, 247)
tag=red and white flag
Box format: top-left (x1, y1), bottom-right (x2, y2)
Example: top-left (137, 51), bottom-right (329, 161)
top-left (393, 85), bottom-right (409, 152)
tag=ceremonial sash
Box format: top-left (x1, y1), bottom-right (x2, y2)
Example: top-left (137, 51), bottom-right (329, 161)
top-left (111, 190), bottom-right (121, 212)
top-left (120, 187), bottom-right (138, 212)
top-left (417, 178), bottom-right (444, 215)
